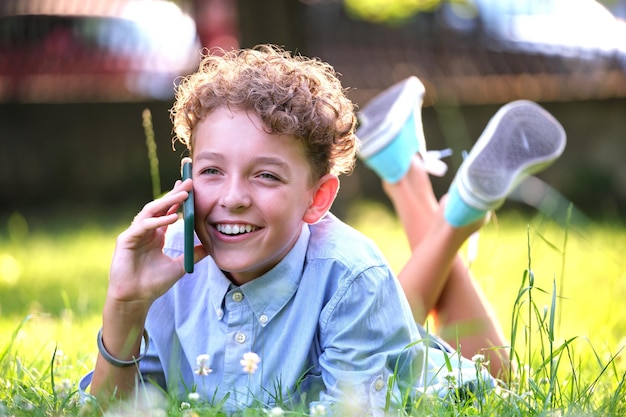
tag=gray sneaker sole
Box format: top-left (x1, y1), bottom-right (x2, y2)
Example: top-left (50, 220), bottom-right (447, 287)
top-left (357, 76), bottom-right (425, 158)
top-left (457, 100), bottom-right (567, 210)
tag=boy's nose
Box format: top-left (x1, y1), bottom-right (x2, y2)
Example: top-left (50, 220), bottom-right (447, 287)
top-left (220, 178), bottom-right (252, 210)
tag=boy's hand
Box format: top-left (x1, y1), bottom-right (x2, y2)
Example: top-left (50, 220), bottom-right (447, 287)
top-left (92, 179), bottom-right (208, 398)
top-left (107, 179), bottom-right (207, 310)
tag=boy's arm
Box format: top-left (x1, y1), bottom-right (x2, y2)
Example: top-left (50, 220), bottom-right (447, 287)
top-left (316, 265), bottom-right (422, 412)
top-left (90, 179), bottom-right (206, 400)
top-left (90, 300), bottom-right (150, 400)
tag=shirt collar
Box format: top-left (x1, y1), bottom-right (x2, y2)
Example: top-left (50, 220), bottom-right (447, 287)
top-left (208, 224), bottom-right (311, 326)
top-left (208, 265), bottom-right (232, 320)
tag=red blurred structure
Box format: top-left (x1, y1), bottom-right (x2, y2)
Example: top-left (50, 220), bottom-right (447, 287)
top-left (0, 0), bottom-right (239, 102)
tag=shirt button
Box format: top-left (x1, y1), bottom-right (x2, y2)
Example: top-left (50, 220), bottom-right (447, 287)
top-left (259, 314), bottom-right (268, 324)
top-left (374, 378), bottom-right (385, 391)
top-left (216, 308), bottom-right (224, 319)
top-left (232, 292), bottom-right (243, 302)
top-left (235, 332), bottom-right (246, 344)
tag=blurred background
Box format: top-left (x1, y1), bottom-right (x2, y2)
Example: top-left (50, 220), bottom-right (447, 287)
top-left (1, 0), bottom-right (625, 223)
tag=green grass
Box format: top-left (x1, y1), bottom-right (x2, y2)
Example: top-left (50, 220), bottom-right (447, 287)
top-left (1, 206), bottom-right (625, 415)
top-left (349, 202), bottom-right (626, 350)
top-left (0, 210), bottom-right (129, 318)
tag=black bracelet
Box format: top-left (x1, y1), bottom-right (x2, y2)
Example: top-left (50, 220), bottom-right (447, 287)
top-left (97, 327), bottom-right (149, 368)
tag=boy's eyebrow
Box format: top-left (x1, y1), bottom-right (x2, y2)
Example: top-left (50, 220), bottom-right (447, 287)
top-left (195, 152), bottom-right (292, 173)
top-left (253, 156), bottom-right (292, 172)
top-left (195, 151), bottom-right (224, 162)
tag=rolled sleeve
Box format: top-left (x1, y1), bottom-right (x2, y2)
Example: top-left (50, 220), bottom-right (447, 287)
top-left (317, 263), bottom-right (424, 413)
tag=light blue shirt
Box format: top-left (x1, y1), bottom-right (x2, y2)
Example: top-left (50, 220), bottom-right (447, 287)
top-left (81, 213), bottom-right (491, 414)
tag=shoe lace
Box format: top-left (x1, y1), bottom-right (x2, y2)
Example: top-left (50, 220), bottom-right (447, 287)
top-left (422, 148), bottom-right (453, 177)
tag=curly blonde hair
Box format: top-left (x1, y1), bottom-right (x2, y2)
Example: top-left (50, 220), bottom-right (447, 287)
top-left (171, 44), bottom-right (358, 179)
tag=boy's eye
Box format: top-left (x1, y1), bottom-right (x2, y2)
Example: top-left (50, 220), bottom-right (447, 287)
top-left (258, 172), bottom-right (280, 181)
top-left (200, 167), bottom-right (220, 175)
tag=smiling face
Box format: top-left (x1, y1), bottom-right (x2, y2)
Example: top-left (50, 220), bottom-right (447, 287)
top-left (192, 107), bottom-right (334, 284)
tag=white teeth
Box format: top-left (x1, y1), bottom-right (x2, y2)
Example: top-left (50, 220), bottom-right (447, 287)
top-left (217, 224), bottom-right (256, 235)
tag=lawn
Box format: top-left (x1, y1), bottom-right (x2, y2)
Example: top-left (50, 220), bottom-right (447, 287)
top-left (348, 202), bottom-right (626, 352)
top-left (1, 205), bottom-right (625, 415)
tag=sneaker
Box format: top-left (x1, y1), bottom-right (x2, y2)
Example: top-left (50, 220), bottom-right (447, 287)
top-left (444, 100), bottom-right (567, 227)
top-left (357, 76), bottom-right (427, 183)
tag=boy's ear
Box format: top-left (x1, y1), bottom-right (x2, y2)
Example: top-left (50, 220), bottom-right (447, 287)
top-left (303, 174), bottom-right (339, 224)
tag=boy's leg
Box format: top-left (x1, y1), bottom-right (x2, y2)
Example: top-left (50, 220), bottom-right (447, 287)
top-left (356, 77), bottom-right (500, 319)
top-left (358, 80), bottom-right (565, 379)
top-left (382, 163), bottom-right (509, 376)
top-left (432, 100), bottom-right (566, 378)
top-left (381, 157), bottom-right (459, 319)
top-left (357, 79), bottom-right (507, 375)
top-left (431, 251), bottom-right (510, 378)
top-left (357, 76), bottom-right (460, 319)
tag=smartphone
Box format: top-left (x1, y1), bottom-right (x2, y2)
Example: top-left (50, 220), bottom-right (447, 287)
top-left (182, 161), bottom-right (194, 273)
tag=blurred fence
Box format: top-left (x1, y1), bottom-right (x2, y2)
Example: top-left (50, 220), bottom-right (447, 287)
top-left (1, 0), bottom-right (625, 221)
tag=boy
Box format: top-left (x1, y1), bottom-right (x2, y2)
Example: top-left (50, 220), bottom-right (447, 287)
top-left (84, 44), bottom-right (475, 414)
